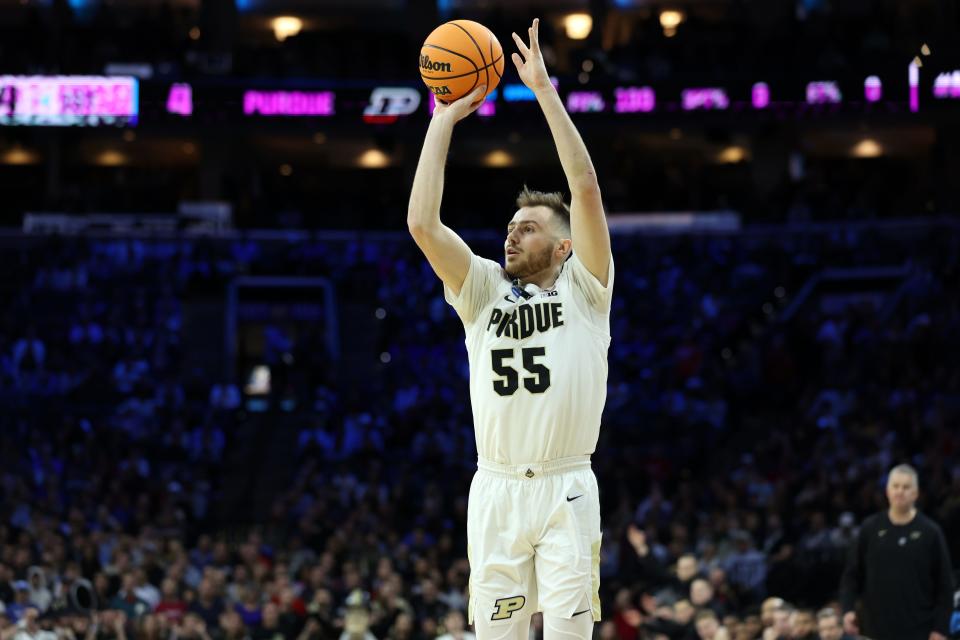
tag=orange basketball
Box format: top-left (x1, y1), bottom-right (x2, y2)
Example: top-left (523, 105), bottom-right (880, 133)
top-left (419, 20), bottom-right (504, 104)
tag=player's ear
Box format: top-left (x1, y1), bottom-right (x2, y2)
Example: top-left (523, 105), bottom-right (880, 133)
top-left (557, 238), bottom-right (572, 257)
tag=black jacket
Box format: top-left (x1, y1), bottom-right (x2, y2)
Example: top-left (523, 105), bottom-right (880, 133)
top-left (840, 511), bottom-right (955, 640)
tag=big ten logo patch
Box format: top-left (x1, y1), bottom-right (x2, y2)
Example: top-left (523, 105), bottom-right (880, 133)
top-left (491, 595), bottom-right (526, 620)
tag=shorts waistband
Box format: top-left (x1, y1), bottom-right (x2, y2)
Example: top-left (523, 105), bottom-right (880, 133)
top-left (477, 455), bottom-right (591, 479)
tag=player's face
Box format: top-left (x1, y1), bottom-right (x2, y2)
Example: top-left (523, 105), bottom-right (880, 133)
top-left (886, 471), bottom-right (918, 511)
top-left (505, 206), bottom-right (562, 278)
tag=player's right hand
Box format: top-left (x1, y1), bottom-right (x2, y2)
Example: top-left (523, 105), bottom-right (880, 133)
top-left (512, 18), bottom-right (551, 94)
top-left (433, 85), bottom-right (486, 122)
top-left (843, 611), bottom-right (858, 635)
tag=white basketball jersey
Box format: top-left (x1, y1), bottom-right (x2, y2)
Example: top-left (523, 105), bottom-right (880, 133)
top-left (444, 252), bottom-right (613, 465)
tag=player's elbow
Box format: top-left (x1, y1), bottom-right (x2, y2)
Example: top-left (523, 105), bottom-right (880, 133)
top-left (406, 207), bottom-right (425, 234)
top-left (407, 217), bottom-right (438, 243)
top-left (407, 217), bottom-right (426, 238)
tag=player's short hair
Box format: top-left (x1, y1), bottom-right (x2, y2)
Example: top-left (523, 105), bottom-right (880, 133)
top-left (516, 186), bottom-right (571, 236)
top-left (888, 463), bottom-right (919, 488)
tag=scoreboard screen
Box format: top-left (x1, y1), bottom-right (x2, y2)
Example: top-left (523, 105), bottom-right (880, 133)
top-left (0, 76), bottom-right (138, 126)
top-left (0, 63), bottom-right (957, 128)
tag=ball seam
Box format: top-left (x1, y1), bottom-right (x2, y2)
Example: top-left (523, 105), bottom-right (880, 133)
top-left (421, 43), bottom-right (479, 72)
top-left (449, 21), bottom-right (489, 91)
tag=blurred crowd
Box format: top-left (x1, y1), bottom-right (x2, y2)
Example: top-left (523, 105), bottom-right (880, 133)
top-left (0, 219), bottom-right (959, 640)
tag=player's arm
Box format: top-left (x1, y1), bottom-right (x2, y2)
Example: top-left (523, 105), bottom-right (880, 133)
top-left (512, 18), bottom-right (611, 287)
top-left (407, 85), bottom-right (487, 296)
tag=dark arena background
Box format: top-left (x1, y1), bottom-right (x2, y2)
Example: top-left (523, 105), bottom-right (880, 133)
top-left (1, 0), bottom-right (960, 639)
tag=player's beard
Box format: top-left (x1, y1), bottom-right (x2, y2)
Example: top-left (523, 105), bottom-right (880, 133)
top-left (508, 244), bottom-right (554, 280)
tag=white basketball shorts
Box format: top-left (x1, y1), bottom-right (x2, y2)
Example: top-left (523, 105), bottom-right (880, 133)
top-left (466, 455), bottom-right (602, 626)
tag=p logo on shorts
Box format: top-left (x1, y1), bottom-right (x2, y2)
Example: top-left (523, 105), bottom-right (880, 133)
top-left (491, 595), bottom-right (526, 620)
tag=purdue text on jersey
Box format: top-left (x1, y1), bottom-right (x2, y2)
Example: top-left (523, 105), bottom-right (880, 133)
top-left (486, 302), bottom-right (564, 339)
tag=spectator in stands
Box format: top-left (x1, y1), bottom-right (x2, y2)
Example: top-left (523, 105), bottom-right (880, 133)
top-left (723, 532), bottom-right (766, 600)
top-left (815, 608), bottom-right (854, 640)
top-left (25, 569), bottom-right (51, 614)
top-left (212, 610), bottom-right (248, 640)
top-left (762, 604), bottom-right (792, 640)
top-left (154, 578), bottom-right (187, 625)
top-left (303, 589), bottom-right (337, 639)
top-left (787, 609), bottom-right (817, 640)
top-left (386, 611), bottom-right (414, 640)
top-left (694, 609), bottom-right (730, 640)
top-left (675, 555), bottom-right (700, 589)
top-left (691, 579), bottom-right (724, 618)
top-left (672, 599), bottom-right (696, 638)
top-left (436, 609), bottom-right (474, 640)
top-left (410, 578), bottom-right (446, 637)
top-left (132, 570), bottom-right (159, 611)
top-left (252, 602), bottom-right (292, 640)
top-left (189, 579), bottom-right (225, 630)
top-left (175, 612), bottom-right (211, 640)
top-left (760, 598), bottom-right (783, 631)
top-left (10, 606), bottom-right (55, 640)
top-left (109, 574), bottom-right (149, 620)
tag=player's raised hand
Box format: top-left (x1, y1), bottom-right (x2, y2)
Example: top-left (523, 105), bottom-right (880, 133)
top-left (512, 18), bottom-right (551, 93)
top-left (432, 85), bottom-right (486, 122)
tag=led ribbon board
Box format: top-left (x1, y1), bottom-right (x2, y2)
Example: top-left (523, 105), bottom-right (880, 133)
top-left (0, 76), bottom-right (138, 126)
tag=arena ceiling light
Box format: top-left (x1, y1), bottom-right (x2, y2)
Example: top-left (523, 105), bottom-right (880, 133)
top-left (358, 149), bottom-right (389, 168)
top-left (1, 146), bottom-right (40, 165)
top-left (852, 139), bottom-right (883, 158)
top-left (95, 150), bottom-right (128, 166)
top-left (563, 13), bottom-right (592, 40)
top-left (271, 16), bottom-right (302, 42)
top-left (483, 150), bottom-right (513, 167)
top-left (659, 10), bottom-right (685, 37)
top-left (717, 146), bottom-right (748, 164)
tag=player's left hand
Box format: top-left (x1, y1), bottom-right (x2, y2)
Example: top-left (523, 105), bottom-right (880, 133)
top-left (433, 85), bottom-right (487, 123)
top-left (512, 18), bottom-right (552, 93)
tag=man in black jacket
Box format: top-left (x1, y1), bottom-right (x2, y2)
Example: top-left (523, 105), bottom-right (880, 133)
top-left (840, 463), bottom-right (955, 640)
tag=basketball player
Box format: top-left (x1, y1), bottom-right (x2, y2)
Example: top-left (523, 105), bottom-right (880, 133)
top-left (407, 18), bottom-right (612, 640)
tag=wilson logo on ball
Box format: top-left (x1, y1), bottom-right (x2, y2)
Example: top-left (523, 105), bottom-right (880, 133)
top-left (419, 55), bottom-right (452, 73)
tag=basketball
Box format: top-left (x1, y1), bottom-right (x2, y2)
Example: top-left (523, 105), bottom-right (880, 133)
top-left (419, 20), bottom-right (504, 104)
